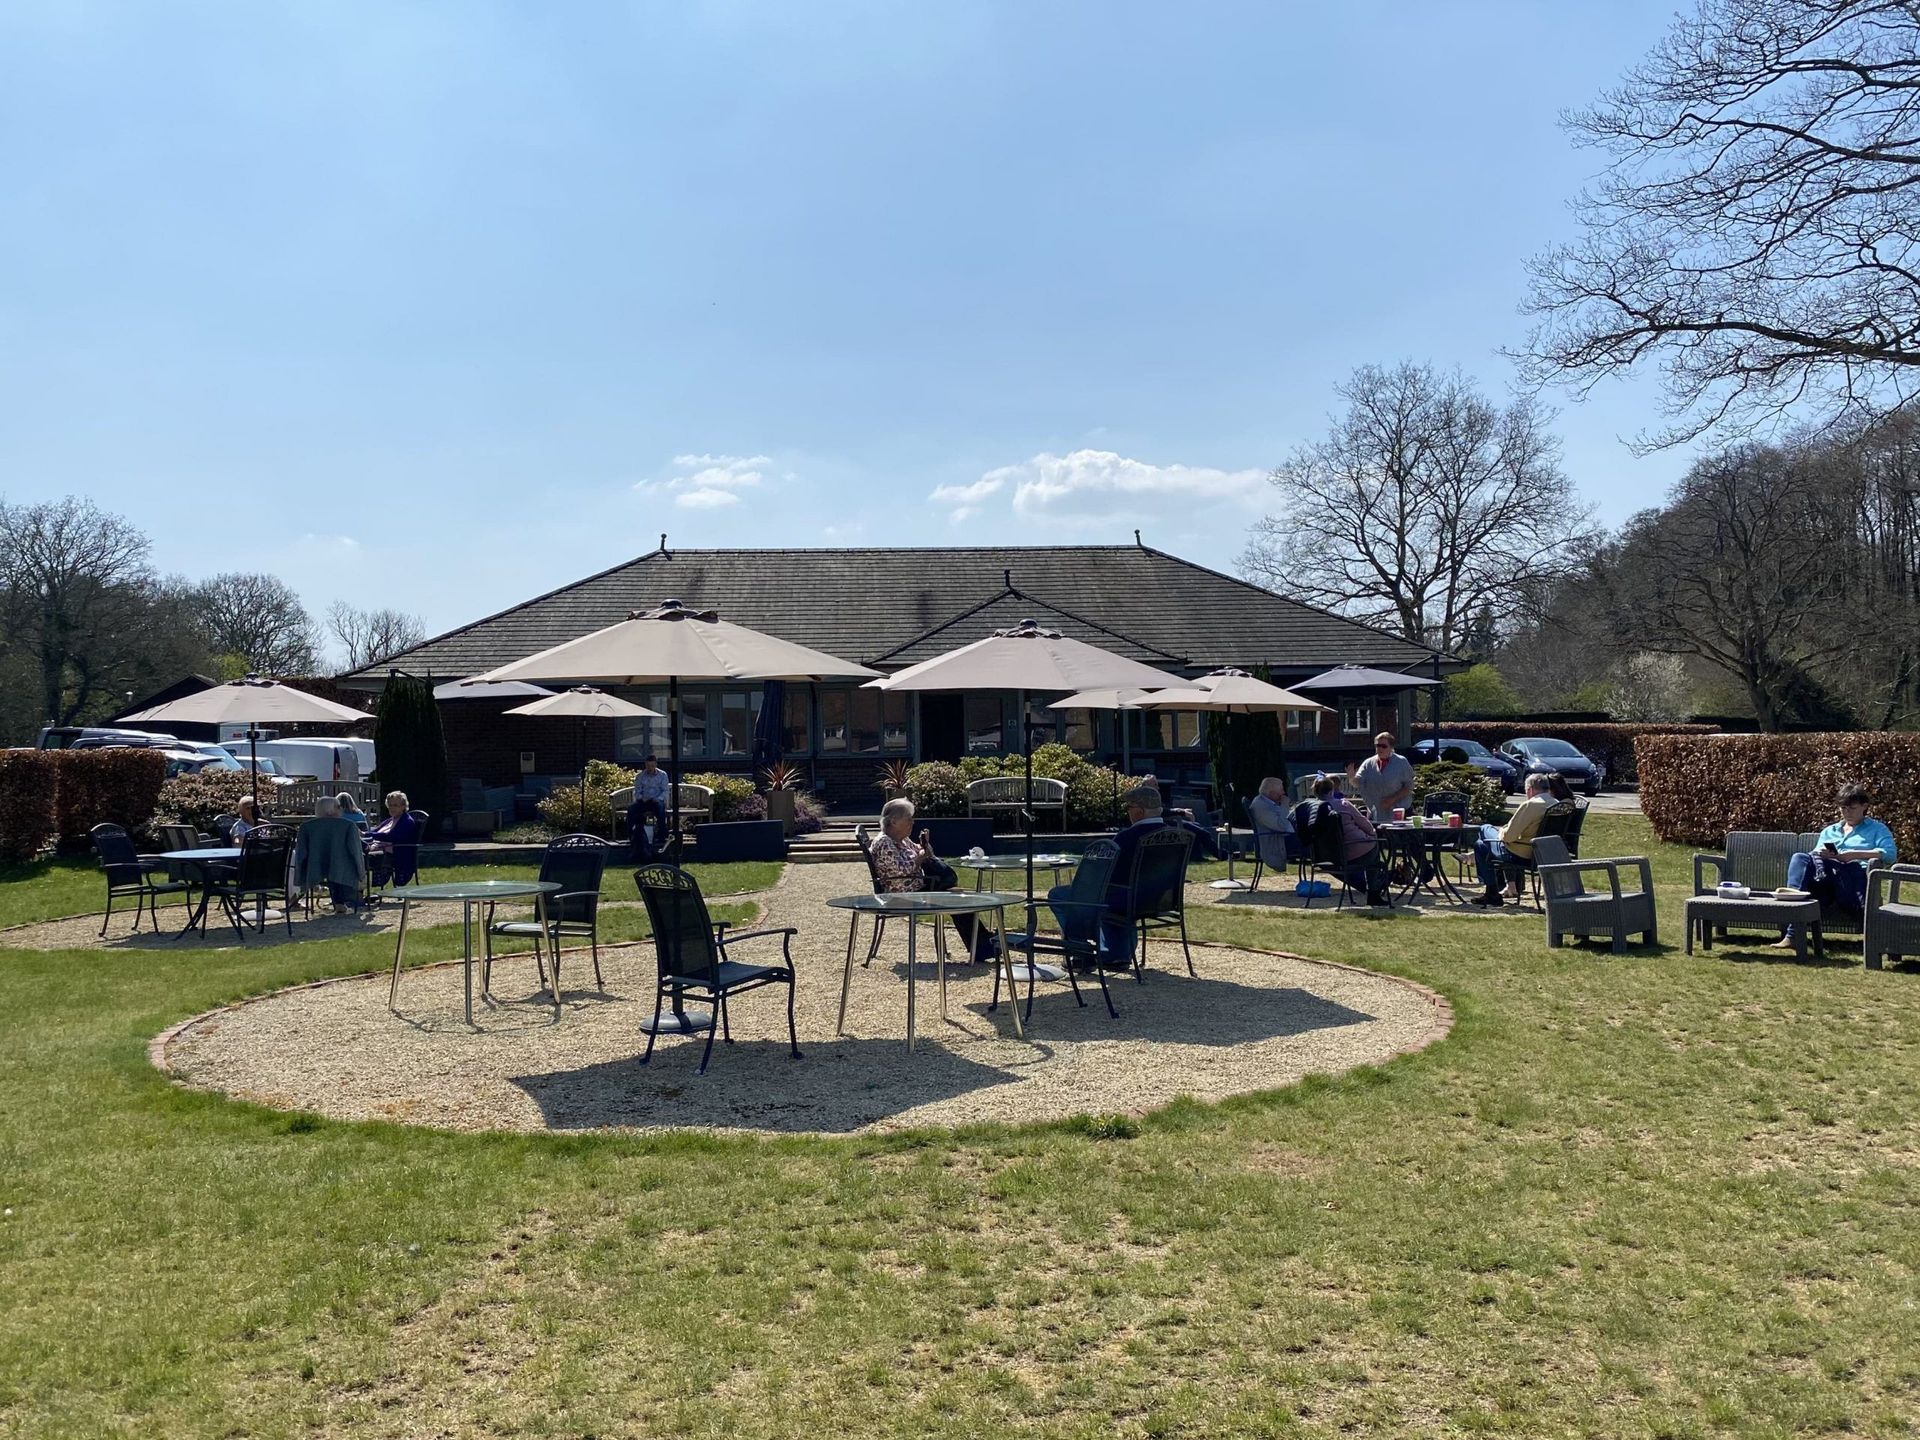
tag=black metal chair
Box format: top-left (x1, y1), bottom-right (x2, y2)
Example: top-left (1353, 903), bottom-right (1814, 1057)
top-left (1563, 798), bottom-right (1590, 859)
top-left (1298, 802), bottom-right (1362, 910)
top-left (153, 823), bottom-right (201, 853)
top-left (1504, 803), bottom-right (1577, 904)
top-left (1243, 796), bottom-right (1301, 894)
top-left (90, 824), bottom-right (191, 937)
top-left (484, 833), bottom-right (608, 998)
top-left (1419, 791), bottom-right (1475, 882)
top-left (1109, 825), bottom-right (1197, 979)
top-left (365, 810), bottom-right (428, 904)
top-left (632, 865), bottom-right (800, 1075)
top-left (998, 839), bottom-right (1124, 1019)
top-left (852, 824), bottom-right (894, 962)
top-left (205, 824), bottom-right (296, 940)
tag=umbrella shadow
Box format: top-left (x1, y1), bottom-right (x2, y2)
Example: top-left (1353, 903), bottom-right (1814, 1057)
top-left (969, 969), bottom-right (1376, 1046)
top-left (511, 1036), bottom-right (1023, 1134)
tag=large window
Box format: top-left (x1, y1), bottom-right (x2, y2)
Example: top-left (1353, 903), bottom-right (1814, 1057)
top-left (844, 688), bottom-right (910, 754)
top-left (782, 687), bottom-right (810, 754)
top-left (717, 688), bottom-right (761, 757)
top-left (1342, 698), bottom-right (1373, 734)
top-left (1128, 709), bottom-right (1203, 751)
top-left (818, 691), bottom-right (849, 753)
top-left (1060, 707), bottom-right (1095, 752)
top-left (964, 694), bottom-right (1003, 754)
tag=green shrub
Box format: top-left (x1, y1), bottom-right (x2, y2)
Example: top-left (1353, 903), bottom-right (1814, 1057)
top-left (0, 750), bottom-right (58, 863)
top-left (922, 745), bottom-right (1137, 829)
top-left (904, 762), bottom-right (968, 817)
top-left (684, 772), bottom-right (756, 822)
top-left (1637, 732), bottom-right (1920, 857)
top-left (538, 784), bottom-right (616, 835)
top-left (1410, 762), bottom-right (1506, 824)
top-left (155, 771), bottom-right (269, 834)
top-left (374, 675), bottom-right (448, 834)
top-left (53, 748), bottom-right (167, 846)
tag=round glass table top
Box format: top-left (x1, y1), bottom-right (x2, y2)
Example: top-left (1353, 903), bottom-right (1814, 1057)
top-left (399, 880), bottom-right (562, 902)
top-left (826, 891), bottom-right (1013, 915)
top-left (953, 853), bottom-right (1081, 870)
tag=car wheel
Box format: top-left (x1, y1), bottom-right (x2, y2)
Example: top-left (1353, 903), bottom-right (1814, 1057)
top-left (1585, 778), bottom-right (1600, 797)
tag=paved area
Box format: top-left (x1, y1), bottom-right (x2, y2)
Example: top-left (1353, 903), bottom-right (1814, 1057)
top-left (156, 861), bottom-right (1448, 1137)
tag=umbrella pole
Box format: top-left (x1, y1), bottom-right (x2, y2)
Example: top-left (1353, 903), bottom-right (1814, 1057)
top-left (579, 718), bottom-right (588, 833)
top-left (248, 725), bottom-right (260, 811)
top-left (669, 677), bottom-right (681, 852)
top-left (1022, 689), bottom-right (1035, 928)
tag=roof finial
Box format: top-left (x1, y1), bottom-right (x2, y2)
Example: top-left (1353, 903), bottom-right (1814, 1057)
top-left (659, 532), bottom-right (668, 554)
top-left (1003, 567), bottom-right (1013, 591)
top-left (1134, 528), bottom-right (1143, 548)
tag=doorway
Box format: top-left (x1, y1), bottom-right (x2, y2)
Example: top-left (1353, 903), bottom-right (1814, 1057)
top-left (920, 693), bottom-right (964, 763)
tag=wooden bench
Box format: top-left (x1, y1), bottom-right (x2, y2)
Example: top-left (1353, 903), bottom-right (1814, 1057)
top-left (610, 783), bottom-right (715, 836)
top-left (965, 776), bottom-right (1068, 830)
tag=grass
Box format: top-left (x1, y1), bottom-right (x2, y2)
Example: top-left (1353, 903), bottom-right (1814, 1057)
top-left (2, 815), bottom-right (1917, 1437)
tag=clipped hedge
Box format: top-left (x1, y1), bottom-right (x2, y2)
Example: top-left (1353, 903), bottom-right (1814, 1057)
top-left (52, 748), bottom-right (167, 846)
top-left (1636, 732), bottom-right (1920, 858)
top-left (1429, 722), bottom-right (1716, 783)
top-left (0, 750), bottom-right (59, 863)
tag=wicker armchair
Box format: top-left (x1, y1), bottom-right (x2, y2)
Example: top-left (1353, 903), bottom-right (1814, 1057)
top-left (1535, 835), bottom-right (1658, 952)
top-left (1864, 865), bottom-right (1920, 971)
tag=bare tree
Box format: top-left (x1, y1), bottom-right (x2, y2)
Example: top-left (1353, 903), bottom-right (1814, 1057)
top-left (1238, 362), bottom-right (1594, 653)
top-left (0, 498), bottom-right (161, 725)
top-left (193, 572), bottom-right (318, 676)
top-left (1605, 444), bottom-right (1857, 728)
top-left (327, 602), bottom-right (426, 672)
top-left (1522, 0), bottom-right (1920, 444)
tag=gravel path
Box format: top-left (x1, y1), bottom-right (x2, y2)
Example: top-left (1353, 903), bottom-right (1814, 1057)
top-left (158, 861), bottom-right (1449, 1137)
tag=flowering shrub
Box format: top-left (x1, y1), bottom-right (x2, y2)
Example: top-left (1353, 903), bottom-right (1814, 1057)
top-left (0, 751), bottom-right (58, 863)
top-left (916, 745), bottom-right (1137, 828)
top-left (903, 762), bottom-right (969, 817)
top-left (684, 772), bottom-right (757, 822)
top-left (155, 771), bottom-right (267, 834)
top-left (537, 760), bottom-right (639, 835)
top-left (1409, 762), bottom-right (1507, 824)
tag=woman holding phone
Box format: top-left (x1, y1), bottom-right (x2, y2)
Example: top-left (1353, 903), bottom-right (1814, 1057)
top-left (1774, 784), bottom-right (1898, 948)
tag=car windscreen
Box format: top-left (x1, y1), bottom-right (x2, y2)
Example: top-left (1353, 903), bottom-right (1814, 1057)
top-left (1525, 740), bottom-right (1583, 758)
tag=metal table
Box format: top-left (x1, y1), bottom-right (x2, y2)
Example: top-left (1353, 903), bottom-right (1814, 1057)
top-left (145, 847), bottom-right (242, 938)
top-left (953, 852), bottom-right (1080, 892)
top-left (1685, 893), bottom-right (1826, 959)
top-left (387, 880), bottom-right (560, 1025)
top-left (1376, 824), bottom-right (1473, 905)
top-left (827, 892), bottom-right (1025, 1049)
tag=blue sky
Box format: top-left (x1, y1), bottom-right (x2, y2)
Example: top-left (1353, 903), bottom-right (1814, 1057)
top-left (1, 2), bottom-right (1692, 644)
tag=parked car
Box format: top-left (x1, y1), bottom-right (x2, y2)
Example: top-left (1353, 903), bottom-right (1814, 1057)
top-left (39, 726), bottom-right (181, 749)
top-left (1408, 736), bottom-right (1522, 793)
top-left (167, 742), bottom-right (245, 770)
top-left (1497, 737), bottom-right (1606, 796)
top-left (298, 735), bottom-right (376, 779)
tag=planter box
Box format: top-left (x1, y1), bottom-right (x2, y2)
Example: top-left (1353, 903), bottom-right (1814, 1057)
top-left (693, 820), bottom-right (787, 863)
top-left (763, 789), bottom-right (797, 836)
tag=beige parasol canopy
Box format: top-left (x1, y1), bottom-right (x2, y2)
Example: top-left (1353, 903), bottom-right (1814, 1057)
top-left (501, 686), bottom-right (662, 720)
top-left (121, 677), bottom-right (371, 727)
top-left (1130, 667), bottom-right (1326, 714)
top-left (868, 620), bottom-right (1186, 695)
top-left (468, 600), bottom-right (880, 686)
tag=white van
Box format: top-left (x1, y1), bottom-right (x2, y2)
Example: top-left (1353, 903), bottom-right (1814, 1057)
top-left (252, 738), bottom-right (363, 783)
top-left (299, 735), bottom-right (376, 780)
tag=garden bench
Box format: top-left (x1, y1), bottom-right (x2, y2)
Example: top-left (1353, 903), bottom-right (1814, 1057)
top-left (965, 776), bottom-right (1067, 830)
top-left (1692, 831), bottom-right (1878, 945)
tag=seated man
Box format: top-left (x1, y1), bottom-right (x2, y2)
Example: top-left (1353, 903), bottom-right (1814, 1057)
top-left (294, 795), bottom-right (369, 915)
top-left (1472, 773), bottom-right (1557, 906)
top-left (1312, 775), bottom-right (1390, 907)
top-left (1248, 775), bottom-right (1297, 870)
top-left (1774, 783), bottom-right (1898, 949)
top-left (1090, 785), bottom-right (1173, 963)
top-left (627, 755), bottom-right (671, 862)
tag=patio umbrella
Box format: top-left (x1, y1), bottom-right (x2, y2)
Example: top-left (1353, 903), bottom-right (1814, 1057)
top-left (502, 686), bottom-right (663, 832)
top-left (1134, 669), bottom-right (1327, 889)
top-left (870, 621), bottom-right (1187, 932)
top-left (121, 675), bottom-right (371, 808)
top-left (470, 600), bottom-right (877, 1038)
top-left (1048, 686), bottom-right (1165, 815)
top-left (468, 599), bottom-right (879, 835)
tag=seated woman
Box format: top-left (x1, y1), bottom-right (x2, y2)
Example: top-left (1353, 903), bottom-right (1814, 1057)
top-left (1775, 783), bottom-right (1897, 948)
top-left (363, 790), bottom-right (424, 886)
top-left (1312, 775), bottom-right (1390, 907)
top-left (229, 796), bottom-right (263, 842)
top-left (336, 791), bottom-right (369, 827)
top-left (294, 796), bottom-right (368, 915)
top-left (868, 798), bottom-right (998, 960)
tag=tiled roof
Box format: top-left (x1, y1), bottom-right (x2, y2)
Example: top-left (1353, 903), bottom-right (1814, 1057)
top-left (345, 544), bottom-right (1440, 684)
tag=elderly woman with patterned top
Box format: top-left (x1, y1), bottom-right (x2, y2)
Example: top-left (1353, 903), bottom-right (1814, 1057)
top-left (868, 797), bottom-right (999, 960)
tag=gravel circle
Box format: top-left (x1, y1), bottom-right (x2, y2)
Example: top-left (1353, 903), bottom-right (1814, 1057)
top-left (156, 862), bottom-right (1450, 1137)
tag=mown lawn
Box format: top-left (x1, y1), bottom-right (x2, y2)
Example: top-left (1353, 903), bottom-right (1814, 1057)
top-left (1, 816), bottom-right (1916, 1438)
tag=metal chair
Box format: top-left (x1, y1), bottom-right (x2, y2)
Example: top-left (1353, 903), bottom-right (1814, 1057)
top-left (90, 824), bottom-right (191, 937)
top-left (484, 833), bottom-right (608, 997)
top-left (1298, 802), bottom-right (1360, 910)
top-left (209, 813), bottom-right (239, 843)
top-left (1243, 797), bottom-right (1300, 894)
top-left (1109, 825), bottom-right (1197, 979)
top-left (632, 865), bottom-right (800, 1075)
top-left (365, 810), bottom-right (428, 904)
top-left (852, 824), bottom-right (894, 962)
top-left (1563, 798), bottom-right (1591, 859)
top-left (154, 823), bottom-right (201, 853)
top-left (998, 839), bottom-right (1124, 1019)
top-left (205, 825), bottom-right (297, 940)
top-left (1536, 835), bottom-right (1657, 952)
top-left (1505, 803), bottom-right (1577, 905)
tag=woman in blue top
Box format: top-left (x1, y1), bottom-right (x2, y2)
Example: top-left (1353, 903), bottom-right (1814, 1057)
top-left (1775, 783), bottom-right (1898, 948)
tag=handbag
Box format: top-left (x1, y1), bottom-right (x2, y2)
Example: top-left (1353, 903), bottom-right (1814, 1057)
top-left (922, 855), bottom-right (960, 891)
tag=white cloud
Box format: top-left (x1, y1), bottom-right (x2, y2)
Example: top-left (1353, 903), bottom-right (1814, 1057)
top-left (927, 474), bottom-right (1005, 523)
top-left (639, 453), bottom-right (774, 509)
top-left (933, 449), bottom-right (1267, 528)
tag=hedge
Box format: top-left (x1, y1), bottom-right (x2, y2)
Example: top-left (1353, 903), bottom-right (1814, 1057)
top-left (1636, 732), bottom-right (1920, 858)
top-left (0, 751), bottom-right (58, 863)
top-left (52, 748), bottom-right (167, 847)
top-left (1427, 722), bottom-right (1716, 783)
